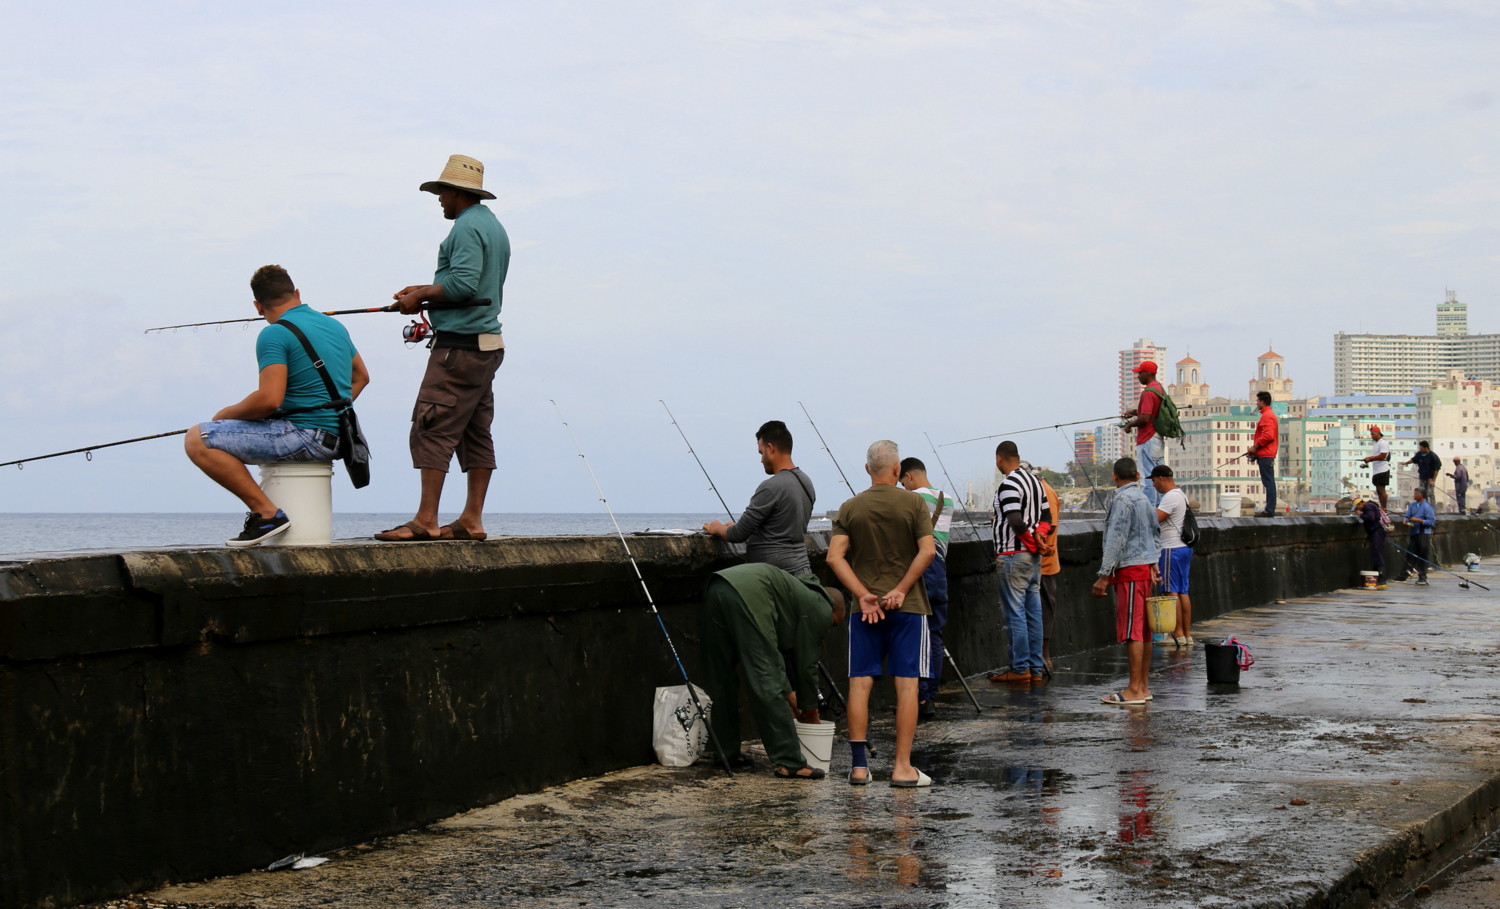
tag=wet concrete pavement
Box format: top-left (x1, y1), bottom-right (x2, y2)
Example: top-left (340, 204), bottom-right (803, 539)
top-left (133, 565), bottom-right (1500, 908)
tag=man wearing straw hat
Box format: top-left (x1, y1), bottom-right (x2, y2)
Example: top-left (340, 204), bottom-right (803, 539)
top-left (377, 155), bottom-right (511, 542)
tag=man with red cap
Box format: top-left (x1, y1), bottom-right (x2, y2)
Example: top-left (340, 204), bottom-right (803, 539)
top-left (1120, 360), bottom-right (1167, 507)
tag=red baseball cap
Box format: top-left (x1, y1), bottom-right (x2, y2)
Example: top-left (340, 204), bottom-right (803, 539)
top-left (1132, 360), bottom-right (1157, 374)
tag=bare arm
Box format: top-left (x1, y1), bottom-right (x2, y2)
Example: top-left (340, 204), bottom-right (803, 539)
top-left (879, 534), bottom-right (936, 611)
top-left (826, 535), bottom-right (881, 623)
top-left (212, 364), bottom-right (287, 421)
top-left (350, 353), bottom-right (370, 401)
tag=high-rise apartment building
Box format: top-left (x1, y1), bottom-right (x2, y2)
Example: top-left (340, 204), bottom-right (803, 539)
top-left (1333, 292), bottom-right (1500, 394)
top-left (1118, 338), bottom-right (1167, 413)
top-left (1072, 430), bottom-right (1096, 466)
top-left (1437, 289), bottom-right (1468, 336)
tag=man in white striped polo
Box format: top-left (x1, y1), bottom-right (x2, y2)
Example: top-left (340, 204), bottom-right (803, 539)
top-left (987, 440), bottom-right (1052, 686)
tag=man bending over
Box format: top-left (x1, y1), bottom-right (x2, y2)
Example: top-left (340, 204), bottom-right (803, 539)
top-left (185, 265), bottom-right (368, 547)
top-left (827, 440), bottom-right (935, 787)
top-left (700, 563), bottom-right (844, 779)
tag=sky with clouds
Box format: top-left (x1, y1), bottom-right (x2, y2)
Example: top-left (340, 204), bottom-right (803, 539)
top-left (1, 1), bottom-right (1497, 515)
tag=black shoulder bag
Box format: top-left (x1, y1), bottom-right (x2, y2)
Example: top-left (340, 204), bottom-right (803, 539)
top-left (274, 320), bottom-right (371, 489)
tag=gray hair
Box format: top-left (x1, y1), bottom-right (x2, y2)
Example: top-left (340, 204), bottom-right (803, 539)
top-left (866, 440), bottom-right (899, 474)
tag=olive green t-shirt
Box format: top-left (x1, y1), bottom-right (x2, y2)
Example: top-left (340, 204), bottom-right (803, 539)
top-left (831, 483), bottom-right (934, 615)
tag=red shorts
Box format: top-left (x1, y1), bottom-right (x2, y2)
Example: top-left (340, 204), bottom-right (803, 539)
top-left (1112, 564), bottom-right (1152, 643)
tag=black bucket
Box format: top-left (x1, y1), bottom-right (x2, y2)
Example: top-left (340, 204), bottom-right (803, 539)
top-left (1204, 642), bottom-right (1241, 685)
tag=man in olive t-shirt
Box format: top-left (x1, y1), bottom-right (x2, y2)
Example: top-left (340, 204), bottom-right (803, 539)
top-left (827, 439), bottom-right (935, 788)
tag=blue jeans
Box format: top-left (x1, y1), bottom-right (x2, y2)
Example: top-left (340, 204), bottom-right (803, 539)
top-left (1258, 457), bottom-right (1276, 513)
top-left (919, 556), bottom-right (949, 701)
top-left (998, 552), bottom-right (1043, 674)
top-left (199, 419), bottom-right (337, 465)
top-left (1136, 435), bottom-right (1164, 506)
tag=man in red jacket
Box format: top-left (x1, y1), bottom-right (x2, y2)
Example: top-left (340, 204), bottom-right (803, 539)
top-left (1244, 391), bottom-right (1279, 517)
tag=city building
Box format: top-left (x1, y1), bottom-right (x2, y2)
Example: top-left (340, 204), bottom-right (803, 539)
top-left (1306, 394), bottom-right (1419, 437)
top-left (1416, 369), bottom-right (1500, 440)
top-left (1249, 348), bottom-right (1295, 402)
top-left (1307, 424), bottom-right (1417, 511)
top-left (1072, 429), bottom-right (1096, 466)
top-left (1176, 404), bottom-right (1288, 512)
top-left (1333, 292), bottom-right (1500, 395)
top-left (1168, 354), bottom-right (1211, 409)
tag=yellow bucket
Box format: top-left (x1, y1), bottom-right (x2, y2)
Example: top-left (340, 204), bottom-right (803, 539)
top-left (1146, 595), bottom-right (1177, 635)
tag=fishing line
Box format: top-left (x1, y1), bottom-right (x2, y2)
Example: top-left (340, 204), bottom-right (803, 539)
top-left (660, 401), bottom-right (734, 521)
top-left (940, 415), bottom-right (1118, 448)
top-left (1, 429), bottom-right (188, 469)
top-left (798, 402), bottom-right (856, 499)
top-left (551, 400), bottom-right (735, 778)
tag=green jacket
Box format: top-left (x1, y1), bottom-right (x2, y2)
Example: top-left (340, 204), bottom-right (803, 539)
top-left (713, 563), bottom-right (834, 710)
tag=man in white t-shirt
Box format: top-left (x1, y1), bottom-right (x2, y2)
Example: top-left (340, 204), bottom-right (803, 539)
top-left (1362, 426), bottom-right (1391, 511)
top-left (1150, 466), bottom-right (1193, 647)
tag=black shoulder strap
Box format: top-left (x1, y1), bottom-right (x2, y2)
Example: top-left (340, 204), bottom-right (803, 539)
top-left (785, 468), bottom-right (815, 512)
top-left (275, 318), bottom-right (350, 416)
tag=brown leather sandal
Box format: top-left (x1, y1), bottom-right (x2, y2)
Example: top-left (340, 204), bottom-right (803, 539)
top-left (439, 523), bottom-right (488, 541)
top-left (374, 521), bottom-right (436, 542)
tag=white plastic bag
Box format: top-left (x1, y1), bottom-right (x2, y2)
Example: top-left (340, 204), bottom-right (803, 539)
top-left (652, 684), bottom-right (713, 767)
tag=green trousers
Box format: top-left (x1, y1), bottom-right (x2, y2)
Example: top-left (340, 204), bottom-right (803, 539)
top-left (700, 577), bottom-right (807, 770)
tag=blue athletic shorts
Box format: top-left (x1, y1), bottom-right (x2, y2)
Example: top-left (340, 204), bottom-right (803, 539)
top-left (1158, 545), bottom-right (1192, 594)
top-left (199, 419), bottom-right (337, 465)
top-left (848, 609), bottom-right (930, 679)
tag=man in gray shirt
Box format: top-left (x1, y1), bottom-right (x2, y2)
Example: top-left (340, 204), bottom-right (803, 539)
top-left (704, 421), bottom-right (816, 575)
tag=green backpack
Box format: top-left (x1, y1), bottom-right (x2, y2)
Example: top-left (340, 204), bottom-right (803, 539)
top-left (1143, 387), bottom-right (1184, 440)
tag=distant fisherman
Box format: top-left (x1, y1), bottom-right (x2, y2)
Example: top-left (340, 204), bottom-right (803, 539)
top-left (185, 265), bottom-right (368, 547)
top-left (703, 421), bottom-right (816, 575)
top-left (897, 457), bottom-right (952, 722)
top-left (378, 155), bottom-right (511, 542)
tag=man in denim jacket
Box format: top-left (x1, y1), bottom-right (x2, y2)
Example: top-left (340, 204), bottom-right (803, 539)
top-left (1092, 457), bottom-right (1160, 705)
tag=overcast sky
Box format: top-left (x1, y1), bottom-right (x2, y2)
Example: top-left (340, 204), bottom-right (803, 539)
top-left (2, 1), bottom-right (1497, 515)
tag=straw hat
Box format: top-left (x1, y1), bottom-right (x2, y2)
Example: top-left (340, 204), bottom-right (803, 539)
top-left (419, 154), bottom-right (496, 200)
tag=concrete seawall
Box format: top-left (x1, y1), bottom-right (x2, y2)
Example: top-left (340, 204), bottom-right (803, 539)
top-left (3, 515), bottom-right (1498, 908)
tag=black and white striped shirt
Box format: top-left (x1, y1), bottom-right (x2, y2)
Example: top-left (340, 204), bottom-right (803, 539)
top-left (992, 469), bottom-right (1048, 555)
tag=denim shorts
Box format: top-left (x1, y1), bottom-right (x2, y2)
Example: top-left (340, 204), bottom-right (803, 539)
top-left (199, 419), bottom-right (337, 465)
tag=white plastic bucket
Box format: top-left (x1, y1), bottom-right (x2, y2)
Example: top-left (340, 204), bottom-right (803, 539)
top-left (794, 720), bottom-right (835, 773)
top-left (257, 462), bottom-right (334, 546)
top-left (1219, 493), bottom-right (1242, 518)
top-left (1360, 571), bottom-right (1379, 589)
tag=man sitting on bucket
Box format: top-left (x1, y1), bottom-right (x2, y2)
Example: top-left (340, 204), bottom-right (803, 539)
top-left (700, 563), bottom-right (845, 779)
top-left (185, 265), bottom-right (369, 547)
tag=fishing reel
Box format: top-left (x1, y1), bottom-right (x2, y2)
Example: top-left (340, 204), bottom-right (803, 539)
top-left (402, 312), bottom-right (432, 347)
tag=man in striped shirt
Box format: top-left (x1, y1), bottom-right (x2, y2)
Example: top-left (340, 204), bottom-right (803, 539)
top-left (900, 457), bottom-right (956, 721)
top-left (987, 440), bottom-right (1052, 685)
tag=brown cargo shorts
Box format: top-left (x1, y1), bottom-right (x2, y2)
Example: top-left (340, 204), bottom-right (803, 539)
top-left (409, 346), bottom-right (505, 472)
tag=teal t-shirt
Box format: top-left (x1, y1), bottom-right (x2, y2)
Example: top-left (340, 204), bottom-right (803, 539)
top-left (255, 306), bottom-right (358, 434)
top-left (432, 203), bottom-right (510, 335)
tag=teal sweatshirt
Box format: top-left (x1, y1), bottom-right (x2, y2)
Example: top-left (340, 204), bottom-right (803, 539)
top-left (433, 203), bottom-right (510, 335)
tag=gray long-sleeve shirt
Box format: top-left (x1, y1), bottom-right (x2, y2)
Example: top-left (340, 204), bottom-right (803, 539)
top-left (726, 468), bottom-right (816, 575)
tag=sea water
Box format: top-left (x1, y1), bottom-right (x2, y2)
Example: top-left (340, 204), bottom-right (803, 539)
top-left (0, 513), bottom-right (834, 559)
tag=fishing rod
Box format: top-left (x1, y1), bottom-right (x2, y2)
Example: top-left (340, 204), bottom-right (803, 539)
top-left (661, 400), bottom-right (861, 732)
top-left (1386, 535), bottom-right (1489, 591)
top-left (798, 402), bottom-right (856, 498)
top-left (660, 401), bottom-right (734, 521)
top-left (940, 415), bottom-right (1118, 448)
top-left (923, 432), bottom-right (981, 535)
top-left (944, 646), bottom-right (984, 714)
top-left (1, 429), bottom-right (188, 469)
top-left (552, 400), bottom-right (735, 778)
top-left (144, 297), bottom-right (492, 345)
